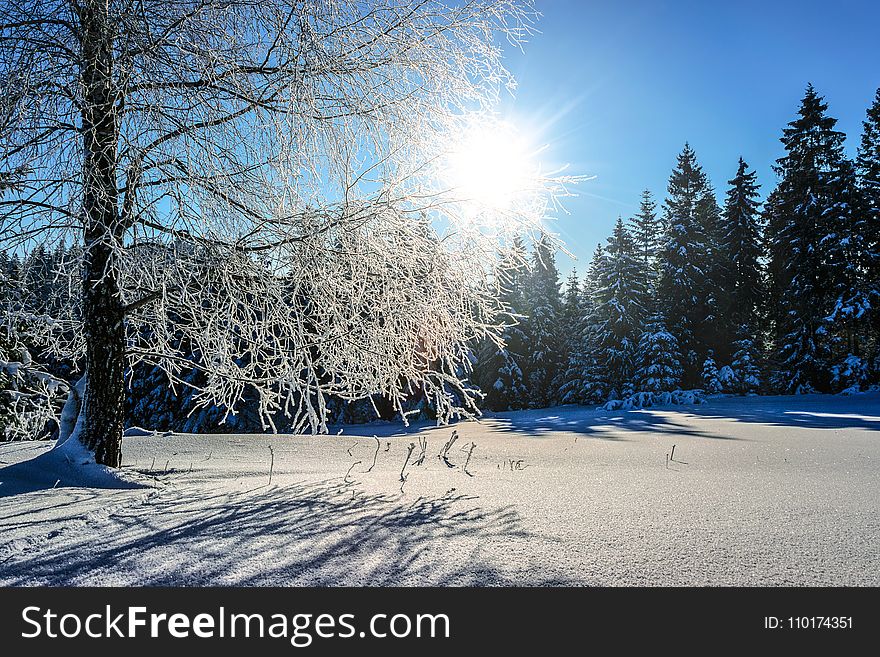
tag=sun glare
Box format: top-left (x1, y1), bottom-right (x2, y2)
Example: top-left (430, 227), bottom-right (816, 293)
top-left (444, 121), bottom-right (538, 217)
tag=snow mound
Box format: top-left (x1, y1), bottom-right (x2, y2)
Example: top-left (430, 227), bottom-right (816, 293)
top-left (602, 389), bottom-right (706, 411)
top-left (0, 437), bottom-right (150, 497)
top-left (123, 426), bottom-right (157, 437)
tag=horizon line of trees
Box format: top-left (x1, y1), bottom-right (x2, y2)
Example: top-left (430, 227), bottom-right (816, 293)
top-left (3, 83), bottom-right (879, 437)
top-left (475, 83), bottom-right (880, 410)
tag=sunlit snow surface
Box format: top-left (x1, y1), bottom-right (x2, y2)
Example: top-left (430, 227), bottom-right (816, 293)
top-left (785, 411), bottom-right (880, 423)
top-left (1, 393), bottom-right (878, 586)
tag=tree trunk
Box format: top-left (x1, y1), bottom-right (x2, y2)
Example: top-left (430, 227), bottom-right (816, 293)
top-left (78, 0), bottom-right (125, 467)
top-left (80, 241), bottom-right (126, 467)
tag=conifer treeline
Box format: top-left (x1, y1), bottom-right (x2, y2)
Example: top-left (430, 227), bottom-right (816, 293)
top-left (474, 85), bottom-right (880, 410)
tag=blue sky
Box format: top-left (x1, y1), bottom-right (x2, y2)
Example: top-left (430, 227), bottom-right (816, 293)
top-left (498, 0), bottom-right (880, 274)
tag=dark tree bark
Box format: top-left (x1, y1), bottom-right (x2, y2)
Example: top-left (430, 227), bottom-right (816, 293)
top-left (78, 0), bottom-right (125, 467)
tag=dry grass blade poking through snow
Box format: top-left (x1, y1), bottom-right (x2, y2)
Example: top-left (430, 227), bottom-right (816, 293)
top-left (439, 430), bottom-right (459, 468)
top-left (366, 436), bottom-right (381, 474)
top-left (399, 442), bottom-right (417, 494)
top-left (413, 437), bottom-right (428, 467)
top-left (461, 442), bottom-right (477, 476)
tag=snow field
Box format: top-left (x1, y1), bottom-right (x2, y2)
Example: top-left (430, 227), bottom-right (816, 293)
top-left (1, 393), bottom-right (878, 586)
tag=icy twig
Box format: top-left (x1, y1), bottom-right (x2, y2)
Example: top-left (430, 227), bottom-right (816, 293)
top-left (399, 442), bottom-right (416, 493)
top-left (365, 436), bottom-right (380, 473)
top-left (345, 460), bottom-right (362, 485)
top-left (461, 442), bottom-right (476, 476)
top-left (267, 445), bottom-right (275, 484)
top-left (438, 430), bottom-right (459, 468)
top-left (413, 437), bottom-right (428, 466)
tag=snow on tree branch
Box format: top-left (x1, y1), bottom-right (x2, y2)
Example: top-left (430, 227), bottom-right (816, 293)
top-left (0, 1), bottom-right (567, 440)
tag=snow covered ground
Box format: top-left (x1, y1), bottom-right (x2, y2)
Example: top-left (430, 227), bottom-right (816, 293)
top-left (1, 393), bottom-right (878, 586)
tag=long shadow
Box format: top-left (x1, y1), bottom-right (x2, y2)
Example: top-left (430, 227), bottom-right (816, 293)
top-left (481, 410), bottom-right (730, 441)
top-left (148, 394), bottom-right (880, 448)
top-left (0, 478), bottom-right (572, 586)
top-left (325, 393), bottom-right (880, 444)
top-left (465, 392), bottom-right (880, 441)
top-left (328, 404), bottom-right (733, 441)
top-left (660, 394), bottom-right (880, 433)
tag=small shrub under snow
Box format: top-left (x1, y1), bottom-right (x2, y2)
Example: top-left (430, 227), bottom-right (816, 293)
top-left (601, 389), bottom-right (706, 411)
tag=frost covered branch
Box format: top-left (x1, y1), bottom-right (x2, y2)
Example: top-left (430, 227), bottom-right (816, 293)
top-left (0, 1), bottom-right (569, 460)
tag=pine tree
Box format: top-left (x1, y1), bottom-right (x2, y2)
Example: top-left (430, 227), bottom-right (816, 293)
top-left (560, 245), bottom-right (604, 404)
top-left (829, 354), bottom-right (870, 392)
top-left (523, 234), bottom-right (562, 407)
top-left (763, 184), bottom-right (786, 357)
top-left (477, 238), bottom-right (529, 411)
top-left (0, 250), bottom-right (15, 307)
top-left (628, 189), bottom-right (662, 300)
top-left (696, 181), bottom-right (729, 362)
top-left (481, 347), bottom-right (528, 411)
top-left (767, 85), bottom-right (858, 393)
top-left (859, 88), bottom-right (880, 233)
top-left (22, 245), bottom-right (56, 315)
top-left (127, 362), bottom-right (181, 431)
top-left (552, 268), bottom-right (582, 394)
top-left (634, 313), bottom-right (683, 393)
top-left (730, 325), bottom-right (763, 395)
top-left (657, 143), bottom-right (714, 383)
top-left (701, 351), bottom-right (723, 395)
top-left (591, 218), bottom-right (648, 397)
top-left (823, 157), bottom-right (869, 389)
top-left (720, 158), bottom-right (764, 335)
top-left (581, 245), bottom-right (612, 402)
top-left (856, 87), bottom-right (880, 383)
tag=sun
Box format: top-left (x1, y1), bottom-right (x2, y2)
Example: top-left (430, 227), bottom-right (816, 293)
top-left (443, 121), bottom-right (537, 217)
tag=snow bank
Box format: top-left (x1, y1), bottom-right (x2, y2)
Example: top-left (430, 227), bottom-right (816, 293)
top-left (0, 439), bottom-right (149, 495)
top-left (602, 389), bottom-right (706, 411)
top-left (123, 426), bottom-right (157, 437)
top-left (2, 378), bottom-right (149, 495)
top-left (0, 374), bottom-right (150, 493)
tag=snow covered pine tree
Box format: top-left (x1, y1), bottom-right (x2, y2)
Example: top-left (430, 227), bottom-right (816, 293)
top-left (766, 85), bottom-right (862, 393)
top-left (855, 88), bottom-right (880, 384)
top-left (634, 314), bottom-right (684, 394)
top-left (657, 144), bottom-right (716, 384)
top-left (719, 158), bottom-right (764, 358)
top-left (628, 189), bottom-right (662, 301)
top-left (524, 234), bottom-right (563, 408)
top-left (590, 218), bottom-right (647, 398)
top-left (559, 244), bottom-right (606, 404)
top-left (477, 238), bottom-right (530, 411)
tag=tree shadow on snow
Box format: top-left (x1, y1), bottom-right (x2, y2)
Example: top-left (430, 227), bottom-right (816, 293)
top-left (0, 478), bottom-right (572, 586)
top-left (477, 393), bottom-right (880, 440)
top-left (661, 394), bottom-right (880, 434)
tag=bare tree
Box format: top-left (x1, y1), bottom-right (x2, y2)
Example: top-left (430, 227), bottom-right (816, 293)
top-left (0, 0), bottom-right (566, 468)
